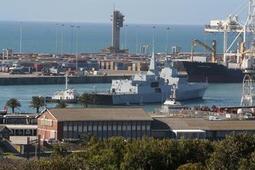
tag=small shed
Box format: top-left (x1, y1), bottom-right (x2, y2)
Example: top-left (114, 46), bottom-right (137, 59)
top-left (0, 126), bottom-right (11, 140)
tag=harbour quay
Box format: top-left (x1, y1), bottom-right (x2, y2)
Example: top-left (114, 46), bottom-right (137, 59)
top-left (0, 74), bottom-right (131, 85)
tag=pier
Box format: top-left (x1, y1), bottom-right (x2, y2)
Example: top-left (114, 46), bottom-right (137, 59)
top-left (0, 74), bottom-right (131, 85)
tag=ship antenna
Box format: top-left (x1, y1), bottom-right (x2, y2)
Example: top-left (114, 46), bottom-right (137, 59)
top-left (149, 26), bottom-right (156, 72)
top-left (113, 3), bottom-right (116, 11)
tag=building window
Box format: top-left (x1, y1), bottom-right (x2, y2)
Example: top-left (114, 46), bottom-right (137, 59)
top-left (83, 125), bottom-right (88, 132)
top-left (103, 125), bottom-right (107, 131)
top-left (73, 124), bottom-right (78, 131)
top-left (40, 119), bottom-right (53, 127)
top-left (113, 125), bottom-right (117, 131)
top-left (118, 125), bottom-right (122, 131)
top-left (88, 125), bottom-right (92, 132)
top-left (25, 129), bottom-right (31, 135)
top-left (137, 125), bottom-right (141, 131)
top-left (68, 124), bottom-right (72, 131)
top-left (122, 124), bottom-right (127, 131)
top-left (93, 125), bottom-right (97, 132)
top-left (127, 125), bottom-right (131, 131)
top-left (108, 125), bottom-right (112, 131)
top-left (142, 125), bottom-right (146, 131)
top-left (98, 125), bottom-right (102, 131)
top-left (146, 125), bottom-right (150, 131)
top-left (132, 124), bottom-right (136, 131)
top-left (78, 124), bottom-right (82, 132)
top-left (63, 125), bottom-right (68, 132)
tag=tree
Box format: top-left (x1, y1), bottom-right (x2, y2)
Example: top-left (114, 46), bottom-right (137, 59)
top-left (30, 96), bottom-right (45, 113)
top-left (207, 134), bottom-right (255, 170)
top-left (6, 98), bottom-right (21, 113)
top-left (56, 100), bottom-right (67, 109)
top-left (51, 144), bottom-right (68, 158)
top-left (79, 93), bottom-right (92, 108)
top-left (177, 163), bottom-right (205, 170)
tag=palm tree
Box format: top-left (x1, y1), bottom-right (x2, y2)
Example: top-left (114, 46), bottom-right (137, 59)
top-left (79, 93), bottom-right (92, 108)
top-left (30, 96), bottom-right (45, 113)
top-left (56, 100), bottom-right (67, 109)
top-left (6, 98), bottom-right (21, 113)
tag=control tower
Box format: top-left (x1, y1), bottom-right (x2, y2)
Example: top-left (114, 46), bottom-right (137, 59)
top-left (111, 10), bottom-right (124, 53)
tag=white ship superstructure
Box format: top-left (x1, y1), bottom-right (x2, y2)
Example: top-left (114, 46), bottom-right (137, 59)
top-left (160, 63), bottom-right (208, 101)
top-left (51, 74), bottom-right (79, 103)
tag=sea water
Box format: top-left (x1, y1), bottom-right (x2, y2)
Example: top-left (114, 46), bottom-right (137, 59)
top-left (0, 83), bottom-right (242, 113)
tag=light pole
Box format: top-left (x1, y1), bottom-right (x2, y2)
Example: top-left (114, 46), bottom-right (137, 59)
top-left (75, 26), bottom-right (80, 72)
top-left (166, 27), bottom-right (170, 54)
top-left (19, 22), bottom-right (23, 54)
top-left (61, 24), bottom-right (64, 57)
top-left (70, 25), bottom-right (75, 54)
top-left (124, 24), bottom-right (128, 49)
top-left (55, 23), bottom-right (59, 55)
top-left (135, 25), bottom-right (139, 54)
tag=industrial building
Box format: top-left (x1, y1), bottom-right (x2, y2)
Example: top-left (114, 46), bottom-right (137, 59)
top-left (37, 107), bottom-right (255, 143)
top-left (0, 114), bottom-right (37, 145)
top-left (37, 108), bottom-right (152, 142)
top-left (153, 117), bottom-right (255, 140)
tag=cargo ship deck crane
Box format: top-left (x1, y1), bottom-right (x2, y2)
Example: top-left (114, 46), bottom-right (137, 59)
top-left (191, 39), bottom-right (216, 63)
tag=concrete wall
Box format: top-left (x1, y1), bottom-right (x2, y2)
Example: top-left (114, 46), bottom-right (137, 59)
top-left (0, 75), bottom-right (131, 85)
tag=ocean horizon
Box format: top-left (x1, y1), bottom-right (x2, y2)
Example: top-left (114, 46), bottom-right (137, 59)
top-left (0, 21), bottom-right (226, 54)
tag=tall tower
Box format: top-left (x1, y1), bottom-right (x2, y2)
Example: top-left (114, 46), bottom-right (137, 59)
top-left (112, 10), bottom-right (124, 53)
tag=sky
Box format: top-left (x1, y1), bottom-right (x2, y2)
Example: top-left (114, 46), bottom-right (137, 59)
top-left (0, 0), bottom-right (248, 25)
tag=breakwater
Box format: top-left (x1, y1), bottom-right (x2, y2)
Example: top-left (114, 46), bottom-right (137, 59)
top-left (0, 75), bottom-right (131, 85)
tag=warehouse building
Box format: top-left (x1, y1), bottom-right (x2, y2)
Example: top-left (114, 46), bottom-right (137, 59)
top-left (37, 108), bottom-right (152, 142)
top-left (153, 117), bottom-right (255, 140)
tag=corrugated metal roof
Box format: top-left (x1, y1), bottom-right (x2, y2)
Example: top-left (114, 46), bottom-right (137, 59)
top-left (155, 118), bottom-right (255, 131)
top-left (45, 108), bottom-right (152, 122)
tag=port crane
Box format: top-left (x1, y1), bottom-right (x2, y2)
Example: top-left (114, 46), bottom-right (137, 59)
top-left (240, 0), bottom-right (255, 107)
top-left (204, 0), bottom-right (255, 107)
top-left (191, 39), bottom-right (216, 63)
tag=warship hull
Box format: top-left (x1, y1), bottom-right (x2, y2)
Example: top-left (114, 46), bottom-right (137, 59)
top-left (87, 87), bottom-right (206, 105)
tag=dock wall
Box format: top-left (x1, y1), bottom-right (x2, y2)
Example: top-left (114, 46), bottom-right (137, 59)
top-left (0, 75), bottom-right (131, 85)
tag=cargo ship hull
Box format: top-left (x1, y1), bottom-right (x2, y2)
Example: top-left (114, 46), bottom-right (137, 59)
top-left (181, 61), bottom-right (244, 83)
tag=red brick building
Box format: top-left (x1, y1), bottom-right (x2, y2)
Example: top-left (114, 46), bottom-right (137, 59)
top-left (37, 108), bottom-right (152, 142)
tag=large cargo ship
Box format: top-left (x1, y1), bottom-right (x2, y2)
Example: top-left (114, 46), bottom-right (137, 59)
top-left (181, 61), bottom-right (244, 83)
